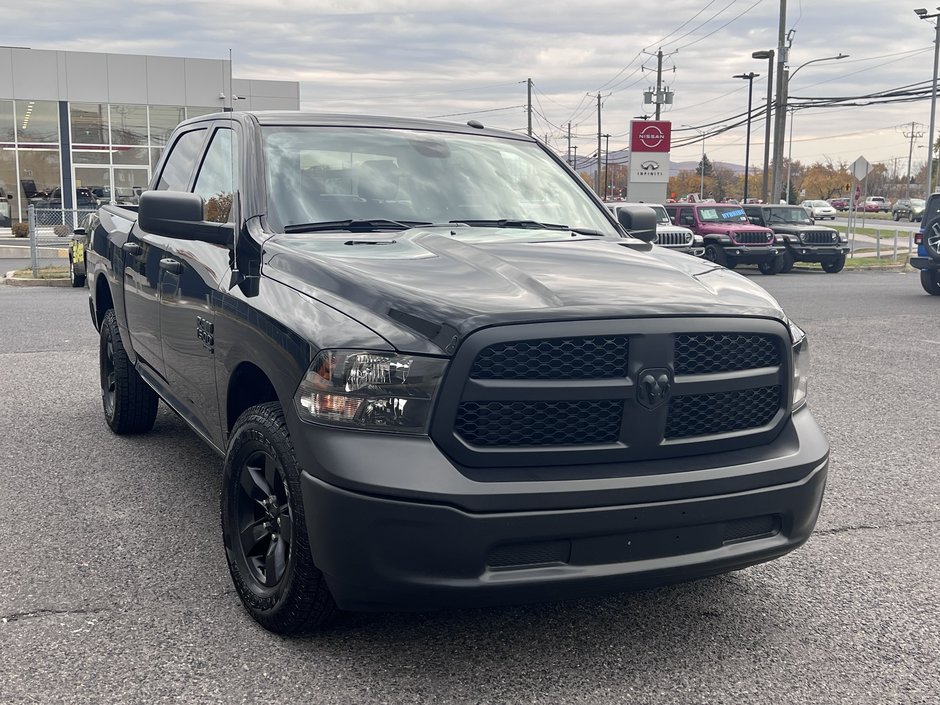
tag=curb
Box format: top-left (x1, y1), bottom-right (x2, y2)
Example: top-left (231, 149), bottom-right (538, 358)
top-left (2, 270), bottom-right (72, 287)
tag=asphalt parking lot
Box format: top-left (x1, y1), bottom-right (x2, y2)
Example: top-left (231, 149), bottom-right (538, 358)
top-left (1, 270), bottom-right (938, 705)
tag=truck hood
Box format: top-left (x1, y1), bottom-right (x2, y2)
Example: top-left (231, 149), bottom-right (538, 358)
top-left (261, 228), bottom-right (787, 354)
top-left (768, 223), bottom-right (837, 235)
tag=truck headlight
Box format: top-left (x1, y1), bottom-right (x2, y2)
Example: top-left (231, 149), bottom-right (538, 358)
top-left (788, 320), bottom-right (809, 411)
top-left (295, 350), bottom-right (447, 433)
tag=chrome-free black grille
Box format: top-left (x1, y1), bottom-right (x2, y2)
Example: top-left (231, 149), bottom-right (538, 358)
top-left (731, 230), bottom-right (772, 245)
top-left (674, 333), bottom-right (779, 374)
top-left (470, 336), bottom-right (629, 380)
top-left (803, 230), bottom-right (837, 244)
top-left (665, 386), bottom-right (781, 439)
top-left (455, 400), bottom-right (622, 446)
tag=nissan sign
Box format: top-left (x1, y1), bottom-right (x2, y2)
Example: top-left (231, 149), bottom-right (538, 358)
top-left (631, 121), bottom-right (672, 153)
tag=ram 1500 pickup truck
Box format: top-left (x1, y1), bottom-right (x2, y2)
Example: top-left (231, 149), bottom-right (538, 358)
top-left (85, 111), bottom-right (829, 635)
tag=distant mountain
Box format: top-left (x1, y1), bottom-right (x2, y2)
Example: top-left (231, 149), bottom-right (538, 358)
top-left (671, 160), bottom-right (746, 176)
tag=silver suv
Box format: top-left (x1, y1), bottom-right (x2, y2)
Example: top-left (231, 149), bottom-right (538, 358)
top-left (606, 202), bottom-right (704, 256)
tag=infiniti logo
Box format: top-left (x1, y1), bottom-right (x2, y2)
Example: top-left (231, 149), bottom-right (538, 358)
top-left (637, 367), bottom-right (672, 409)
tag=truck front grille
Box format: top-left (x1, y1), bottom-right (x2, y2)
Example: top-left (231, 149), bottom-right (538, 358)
top-left (470, 336), bottom-right (629, 380)
top-left (803, 230), bottom-right (837, 245)
top-left (655, 231), bottom-right (693, 247)
top-left (731, 230), bottom-right (773, 245)
top-left (434, 319), bottom-right (790, 466)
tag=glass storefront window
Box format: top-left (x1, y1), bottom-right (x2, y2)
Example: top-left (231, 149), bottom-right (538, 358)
top-left (71, 103), bottom-right (109, 145)
top-left (16, 101), bottom-right (59, 144)
top-left (151, 147), bottom-right (164, 171)
top-left (0, 145), bottom-right (16, 226)
top-left (112, 147), bottom-right (149, 165)
top-left (149, 106), bottom-right (186, 146)
top-left (17, 148), bottom-right (61, 209)
top-left (0, 100), bottom-right (14, 144)
top-left (72, 147), bottom-right (111, 165)
top-left (110, 104), bottom-right (148, 146)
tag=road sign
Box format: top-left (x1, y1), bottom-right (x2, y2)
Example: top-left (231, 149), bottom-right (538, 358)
top-left (851, 156), bottom-right (872, 181)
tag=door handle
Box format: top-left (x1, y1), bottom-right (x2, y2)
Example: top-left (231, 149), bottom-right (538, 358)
top-left (159, 258), bottom-right (183, 274)
top-left (122, 242), bottom-right (142, 255)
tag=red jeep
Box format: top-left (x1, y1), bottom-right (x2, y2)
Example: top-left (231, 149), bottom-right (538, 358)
top-left (663, 202), bottom-right (781, 274)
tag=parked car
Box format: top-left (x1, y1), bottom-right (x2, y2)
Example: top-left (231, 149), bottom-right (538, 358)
top-left (909, 192), bottom-right (940, 294)
top-left (891, 197), bottom-right (925, 222)
top-left (606, 202), bottom-right (704, 256)
top-left (68, 226), bottom-right (88, 287)
top-left (662, 202), bottom-right (780, 273)
top-left (744, 204), bottom-right (849, 274)
top-left (799, 200), bottom-right (837, 220)
top-left (0, 186), bottom-right (11, 227)
top-left (864, 196), bottom-right (889, 213)
top-left (84, 110), bottom-right (828, 634)
top-left (828, 197), bottom-right (850, 211)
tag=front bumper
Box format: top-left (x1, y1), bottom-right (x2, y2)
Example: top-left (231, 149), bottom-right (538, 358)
top-left (723, 245), bottom-right (778, 262)
top-left (789, 245), bottom-right (850, 262)
top-left (293, 407), bottom-right (829, 611)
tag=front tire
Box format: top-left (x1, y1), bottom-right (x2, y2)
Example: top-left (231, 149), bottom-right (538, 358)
top-left (821, 253), bottom-right (846, 274)
top-left (99, 309), bottom-right (158, 434)
top-left (703, 244), bottom-right (728, 267)
top-left (921, 269), bottom-right (940, 295)
top-left (221, 402), bottom-right (338, 635)
top-left (757, 257), bottom-right (781, 275)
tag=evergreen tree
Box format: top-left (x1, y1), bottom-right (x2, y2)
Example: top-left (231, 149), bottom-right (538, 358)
top-left (696, 154), bottom-right (714, 178)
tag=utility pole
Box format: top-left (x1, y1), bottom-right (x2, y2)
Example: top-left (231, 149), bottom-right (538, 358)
top-left (526, 78), bottom-right (533, 137)
top-left (642, 49), bottom-right (675, 120)
top-left (567, 122), bottom-right (572, 165)
top-left (914, 8), bottom-right (940, 195)
top-left (573, 146), bottom-right (578, 170)
top-left (655, 50), bottom-right (664, 120)
top-left (902, 122), bottom-right (925, 198)
top-left (771, 0), bottom-right (788, 203)
top-left (596, 93), bottom-right (602, 195)
top-left (603, 133), bottom-right (611, 199)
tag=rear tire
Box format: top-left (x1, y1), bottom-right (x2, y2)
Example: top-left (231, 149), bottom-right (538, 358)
top-left (99, 309), bottom-right (158, 434)
top-left (221, 402), bottom-right (338, 636)
top-left (920, 270), bottom-right (940, 295)
top-left (69, 257), bottom-right (86, 288)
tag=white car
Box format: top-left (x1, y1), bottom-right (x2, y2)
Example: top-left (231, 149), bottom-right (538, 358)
top-left (800, 200), bottom-right (837, 220)
top-left (606, 202), bottom-right (704, 256)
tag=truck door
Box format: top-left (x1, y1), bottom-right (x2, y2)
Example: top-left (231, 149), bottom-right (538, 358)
top-left (159, 126), bottom-right (236, 447)
top-left (122, 127), bottom-right (208, 381)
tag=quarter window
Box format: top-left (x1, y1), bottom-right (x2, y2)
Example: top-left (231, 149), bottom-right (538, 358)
top-left (193, 129), bottom-right (237, 223)
top-left (156, 129), bottom-right (206, 191)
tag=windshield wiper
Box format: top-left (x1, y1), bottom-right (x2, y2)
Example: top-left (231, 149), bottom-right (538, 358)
top-left (448, 219), bottom-right (606, 236)
top-left (284, 219), bottom-right (432, 234)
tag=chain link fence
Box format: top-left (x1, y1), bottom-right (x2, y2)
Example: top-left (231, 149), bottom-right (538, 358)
top-left (27, 205), bottom-right (96, 276)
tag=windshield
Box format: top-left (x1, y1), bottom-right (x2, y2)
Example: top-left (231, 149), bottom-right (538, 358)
top-left (262, 126), bottom-right (618, 236)
top-left (768, 207), bottom-right (812, 224)
top-left (649, 205), bottom-right (672, 226)
top-left (698, 206), bottom-right (749, 224)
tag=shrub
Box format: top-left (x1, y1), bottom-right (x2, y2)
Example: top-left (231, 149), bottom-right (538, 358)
top-left (11, 222), bottom-right (28, 238)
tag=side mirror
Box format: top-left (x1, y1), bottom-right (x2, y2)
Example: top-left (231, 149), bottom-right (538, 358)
top-left (138, 190), bottom-right (233, 246)
top-left (615, 205), bottom-right (657, 242)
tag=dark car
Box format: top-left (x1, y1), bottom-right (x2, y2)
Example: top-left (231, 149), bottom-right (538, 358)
top-left (829, 198), bottom-right (850, 211)
top-left (744, 204), bottom-right (850, 273)
top-left (892, 197), bottom-right (925, 222)
top-left (45, 187), bottom-right (99, 210)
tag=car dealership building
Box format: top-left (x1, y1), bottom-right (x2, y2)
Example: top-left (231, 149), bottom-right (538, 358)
top-left (0, 47), bottom-right (300, 226)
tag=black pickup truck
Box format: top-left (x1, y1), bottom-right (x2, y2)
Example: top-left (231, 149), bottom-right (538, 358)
top-left (84, 111), bottom-right (829, 635)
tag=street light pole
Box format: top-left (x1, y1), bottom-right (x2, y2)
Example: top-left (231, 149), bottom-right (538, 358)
top-left (752, 50), bottom-right (775, 202)
top-left (771, 52), bottom-right (849, 203)
top-left (915, 7), bottom-right (940, 195)
top-left (734, 72), bottom-right (759, 203)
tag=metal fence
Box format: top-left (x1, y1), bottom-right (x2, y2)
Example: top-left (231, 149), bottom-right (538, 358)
top-left (27, 205), bottom-right (96, 276)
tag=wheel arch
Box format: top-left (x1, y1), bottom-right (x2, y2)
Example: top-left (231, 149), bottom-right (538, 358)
top-left (226, 361), bottom-right (281, 434)
top-left (94, 273), bottom-right (113, 330)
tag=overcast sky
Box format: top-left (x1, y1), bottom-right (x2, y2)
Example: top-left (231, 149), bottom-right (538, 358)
top-left (9, 0), bottom-right (938, 173)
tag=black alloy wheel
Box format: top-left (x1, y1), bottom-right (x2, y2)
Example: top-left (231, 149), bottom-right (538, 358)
top-left (233, 448), bottom-right (293, 589)
top-left (221, 402), bottom-right (337, 635)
